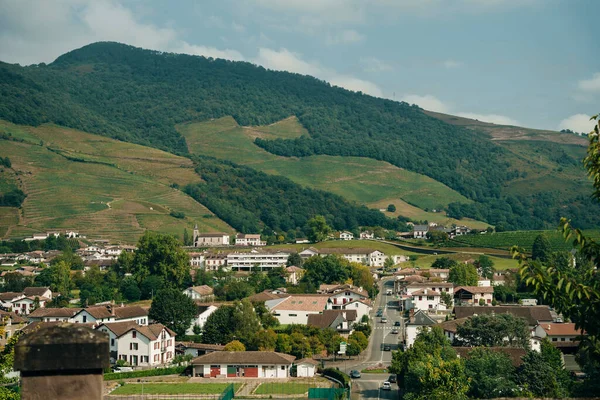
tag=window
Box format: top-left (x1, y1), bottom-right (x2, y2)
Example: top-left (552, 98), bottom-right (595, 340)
top-left (111, 338), bottom-right (115, 346)
top-left (428, 304), bottom-right (433, 309)
top-left (130, 343), bottom-right (138, 350)
top-left (281, 366), bottom-right (285, 370)
top-left (561, 338), bottom-right (565, 342)
top-left (552, 338), bottom-right (557, 342)
top-left (427, 296), bottom-right (434, 301)
top-left (289, 314), bottom-right (297, 317)
top-left (132, 331), bottom-right (137, 338)
top-left (418, 296), bottom-right (422, 301)
top-left (82, 315), bottom-right (87, 323)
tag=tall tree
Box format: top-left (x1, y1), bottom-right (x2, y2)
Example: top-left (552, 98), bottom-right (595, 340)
top-left (286, 252), bottom-right (303, 267)
top-left (531, 234), bottom-right (552, 262)
top-left (455, 314), bottom-right (530, 348)
top-left (475, 255), bottom-right (495, 279)
top-left (131, 232), bottom-right (191, 288)
top-left (464, 347), bottom-right (518, 399)
top-left (148, 288), bottom-right (197, 337)
top-left (307, 215), bottom-right (331, 243)
top-left (448, 263), bottom-right (479, 286)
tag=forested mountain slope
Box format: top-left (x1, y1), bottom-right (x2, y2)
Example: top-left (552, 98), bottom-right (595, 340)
top-left (1, 41), bottom-right (598, 230)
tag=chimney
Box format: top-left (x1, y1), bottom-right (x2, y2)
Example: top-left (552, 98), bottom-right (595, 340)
top-left (424, 289), bottom-right (428, 295)
top-left (547, 324), bottom-right (551, 330)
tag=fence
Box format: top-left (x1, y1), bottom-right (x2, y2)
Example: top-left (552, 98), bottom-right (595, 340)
top-left (307, 388), bottom-right (346, 400)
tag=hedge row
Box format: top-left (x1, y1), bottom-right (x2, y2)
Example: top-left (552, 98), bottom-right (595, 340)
top-left (322, 368), bottom-right (351, 388)
top-left (104, 365), bottom-right (187, 380)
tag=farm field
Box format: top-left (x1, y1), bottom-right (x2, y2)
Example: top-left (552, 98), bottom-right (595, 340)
top-left (110, 383), bottom-right (240, 395)
top-left (448, 230), bottom-right (600, 252)
top-left (367, 198), bottom-right (489, 230)
top-left (178, 117), bottom-right (476, 215)
top-left (0, 120), bottom-right (232, 242)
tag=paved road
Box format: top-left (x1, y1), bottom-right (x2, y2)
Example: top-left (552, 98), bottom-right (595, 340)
top-left (351, 278), bottom-right (401, 400)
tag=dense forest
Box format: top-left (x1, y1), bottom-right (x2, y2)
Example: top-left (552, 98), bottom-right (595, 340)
top-left (1, 41), bottom-right (598, 229)
top-left (185, 157), bottom-right (407, 237)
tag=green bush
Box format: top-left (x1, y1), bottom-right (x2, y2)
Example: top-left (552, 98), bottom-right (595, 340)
top-left (322, 368), bottom-right (351, 388)
top-left (104, 365), bottom-right (187, 380)
top-left (169, 211), bottom-right (185, 219)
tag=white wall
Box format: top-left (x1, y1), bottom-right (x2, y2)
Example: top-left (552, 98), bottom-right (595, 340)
top-left (272, 310), bottom-right (319, 325)
top-left (296, 364), bottom-right (315, 377)
top-left (186, 305), bottom-right (218, 335)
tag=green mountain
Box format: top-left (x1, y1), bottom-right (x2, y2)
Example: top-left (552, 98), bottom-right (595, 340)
top-left (1, 41), bottom-right (598, 231)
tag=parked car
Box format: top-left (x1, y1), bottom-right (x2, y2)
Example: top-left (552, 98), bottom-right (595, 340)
top-left (382, 381), bottom-right (392, 391)
top-left (394, 321), bottom-right (401, 326)
top-left (388, 375), bottom-right (397, 383)
top-left (383, 344), bottom-right (391, 351)
top-left (350, 370), bottom-right (361, 379)
top-left (391, 329), bottom-right (399, 334)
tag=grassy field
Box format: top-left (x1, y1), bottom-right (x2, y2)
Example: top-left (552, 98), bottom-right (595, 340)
top-left (448, 230), bottom-right (600, 252)
top-left (178, 117), bottom-right (475, 213)
top-left (407, 253), bottom-right (518, 270)
top-left (110, 383), bottom-right (240, 395)
top-left (0, 120), bottom-right (232, 243)
top-left (266, 240), bottom-right (421, 256)
top-left (254, 382), bottom-right (313, 395)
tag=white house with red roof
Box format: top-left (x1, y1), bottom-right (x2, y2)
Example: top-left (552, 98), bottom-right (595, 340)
top-left (534, 323), bottom-right (584, 349)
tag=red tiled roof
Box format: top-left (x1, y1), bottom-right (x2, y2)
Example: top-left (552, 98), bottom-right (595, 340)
top-left (539, 323), bottom-right (584, 336)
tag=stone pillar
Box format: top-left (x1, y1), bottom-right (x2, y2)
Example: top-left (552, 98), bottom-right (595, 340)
top-left (14, 323), bottom-right (109, 400)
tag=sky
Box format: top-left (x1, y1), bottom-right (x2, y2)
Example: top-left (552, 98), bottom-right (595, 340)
top-left (0, 0), bottom-right (598, 132)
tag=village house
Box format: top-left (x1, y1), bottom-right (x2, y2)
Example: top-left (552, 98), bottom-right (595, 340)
top-left (96, 321), bottom-right (176, 366)
top-left (266, 295), bottom-right (330, 325)
top-left (23, 287), bottom-right (52, 300)
top-left (285, 266), bottom-right (304, 286)
top-left (226, 249), bottom-right (290, 271)
top-left (533, 323), bottom-right (584, 352)
top-left (405, 288), bottom-right (446, 312)
top-left (339, 231), bottom-right (354, 241)
top-left (235, 234), bottom-right (266, 246)
top-left (435, 317), bottom-right (470, 343)
top-left (300, 247), bottom-right (390, 267)
top-left (71, 304), bottom-right (149, 325)
top-left (325, 286), bottom-right (369, 309)
top-left (183, 285), bottom-right (215, 302)
top-left (0, 292), bottom-right (25, 309)
top-left (412, 225), bottom-right (429, 239)
top-left (12, 296), bottom-right (48, 315)
top-left (27, 307), bottom-right (80, 323)
top-left (307, 310), bottom-right (357, 336)
top-left (360, 231), bottom-right (374, 240)
top-left (189, 252), bottom-right (205, 268)
top-left (186, 304), bottom-right (219, 335)
top-left (454, 286), bottom-right (495, 305)
top-left (477, 277), bottom-right (492, 287)
top-left (0, 310), bottom-right (26, 346)
top-left (336, 299), bottom-right (372, 323)
top-left (193, 227), bottom-right (230, 247)
top-left (192, 351), bottom-right (296, 378)
top-left (406, 310), bottom-right (438, 347)
top-left (204, 253), bottom-right (228, 271)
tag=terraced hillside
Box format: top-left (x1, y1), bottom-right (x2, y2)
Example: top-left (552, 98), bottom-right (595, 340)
top-left (0, 120), bottom-right (232, 242)
top-left (179, 117), bottom-right (488, 229)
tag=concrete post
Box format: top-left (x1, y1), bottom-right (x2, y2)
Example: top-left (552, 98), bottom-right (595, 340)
top-left (14, 323), bottom-right (109, 400)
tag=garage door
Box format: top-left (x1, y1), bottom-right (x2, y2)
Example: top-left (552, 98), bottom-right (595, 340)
top-left (244, 367), bottom-right (259, 378)
top-left (210, 366), bottom-right (220, 377)
top-left (227, 366), bottom-right (237, 377)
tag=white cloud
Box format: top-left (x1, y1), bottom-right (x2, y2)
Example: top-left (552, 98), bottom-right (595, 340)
top-left (0, 0), bottom-right (244, 65)
top-left (173, 43), bottom-right (245, 61)
top-left (578, 73), bottom-right (600, 93)
top-left (442, 59), bottom-right (463, 69)
top-left (399, 94), bottom-right (520, 125)
top-left (254, 48), bottom-right (323, 76)
top-left (401, 94), bottom-right (450, 113)
top-left (558, 114), bottom-right (596, 134)
top-left (232, 22), bottom-right (246, 32)
top-left (329, 76), bottom-right (383, 97)
top-left (253, 47), bottom-right (382, 97)
top-left (360, 57), bottom-right (393, 72)
top-left (326, 29), bottom-right (365, 45)
top-left (456, 112), bottom-right (519, 125)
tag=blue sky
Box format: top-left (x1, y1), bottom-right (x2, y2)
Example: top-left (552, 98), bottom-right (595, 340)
top-left (1, 0), bottom-right (598, 132)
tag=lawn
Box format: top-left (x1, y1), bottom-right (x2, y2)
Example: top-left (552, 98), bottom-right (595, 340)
top-left (178, 117), bottom-right (473, 211)
top-left (254, 382), bottom-right (313, 395)
top-left (111, 383), bottom-right (240, 395)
